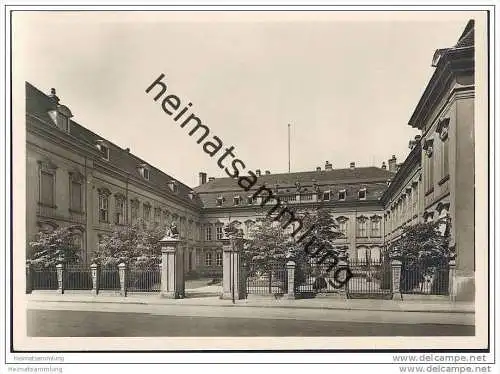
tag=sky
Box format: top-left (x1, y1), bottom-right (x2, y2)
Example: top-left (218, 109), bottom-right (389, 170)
top-left (15, 11), bottom-right (475, 187)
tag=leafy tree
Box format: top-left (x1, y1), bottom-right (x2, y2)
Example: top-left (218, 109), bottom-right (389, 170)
top-left (92, 218), bottom-right (165, 268)
top-left (389, 217), bottom-right (451, 292)
top-left (242, 207), bottom-right (346, 291)
top-left (29, 225), bottom-right (82, 267)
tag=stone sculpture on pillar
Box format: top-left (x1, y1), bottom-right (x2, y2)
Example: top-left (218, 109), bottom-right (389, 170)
top-left (159, 228), bottom-right (185, 299)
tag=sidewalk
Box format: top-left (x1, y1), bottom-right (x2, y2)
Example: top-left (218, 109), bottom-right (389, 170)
top-left (26, 291), bottom-right (475, 314)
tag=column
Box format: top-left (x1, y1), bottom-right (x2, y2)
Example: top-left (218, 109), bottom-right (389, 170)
top-left (285, 261), bottom-right (296, 300)
top-left (118, 262), bottom-right (127, 297)
top-left (90, 263), bottom-right (100, 296)
top-left (56, 263), bottom-right (65, 294)
top-left (160, 237), bottom-right (185, 299)
top-left (221, 238), bottom-right (243, 300)
top-left (448, 259), bottom-right (457, 302)
top-left (391, 260), bottom-right (402, 300)
top-left (26, 261), bottom-right (32, 294)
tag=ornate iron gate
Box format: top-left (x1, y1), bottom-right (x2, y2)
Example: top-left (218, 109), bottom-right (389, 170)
top-left (346, 258), bottom-right (393, 299)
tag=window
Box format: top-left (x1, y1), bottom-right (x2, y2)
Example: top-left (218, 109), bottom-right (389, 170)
top-left (59, 115), bottom-right (69, 132)
top-left (423, 138), bottom-right (434, 192)
top-left (358, 189), bottom-right (367, 200)
top-left (70, 180), bottom-right (82, 212)
top-left (154, 208), bottom-right (161, 225)
top-left (216, 196), bottom-right (224, 207)
top-left (337, 218), bottom-right (348, 237)
top-left (205, 252), bottom-right (213, 266)
top-left (162, 210), bottom-right (170, 225)
top-left (139, 165), bottom-right (150, 180)
top-left (216, 226), bottom-right (224, 240)
top-left (338, 190), bottom-right (346, 201)
top-left (371, 217), bottom-right (381, 237)
top-left (216, 252), bottom-right (223, 267)
top-left (441, 137), bottom-right (449, 180)
top-left (131, 199), bottom-right (139, 224)
top-left (143, 203), bottom-right (151, 221)
top-left (98, 193), bottom-right (109, 223)
top-left (356, 218), bottom-right (368, 237)
top-left (323, 191), bottom-right (331, 201)
top-left (247, 195), bottom-right (253, 205)
top-left (205, 226), bottom-right (213, 241)
top-left (40, 170), bottom-right (55, 206)
top-left (233, 196), bottom-right (240, 206)
top-left (114, 196), bottom-right (125, 224)
top-left (96, 141), bottom-right (110, 160)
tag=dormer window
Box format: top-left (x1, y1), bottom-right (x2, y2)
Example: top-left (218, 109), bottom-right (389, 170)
top-left (338, 189), bottom-right (346, 201)
top-left (323, 190), bottom-right (331, 201)
top-left (95, 140), bottom-right (109, 161)
top-left (138, 164), bottom-right (150, 180)
top-left (47, 89), bottom-right (73, 133)
top-left (233, 196), bottom-right (241, 206)
top-left (167, 180), bottom-right (178, 193)
top-left (358, 188), bottom-right (367, 200)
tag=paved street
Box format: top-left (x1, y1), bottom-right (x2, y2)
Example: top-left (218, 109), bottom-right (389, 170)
top-left (27, 309), bottom-right (474, 337)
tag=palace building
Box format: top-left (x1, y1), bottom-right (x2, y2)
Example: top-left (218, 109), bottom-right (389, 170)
top-left (24, 20), bottom-right (476, 300)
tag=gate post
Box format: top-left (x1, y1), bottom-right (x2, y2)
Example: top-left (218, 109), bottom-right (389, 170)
top-left (448, 259), bottom-right (456, 302)
top-left (90, 263), bottom-right (100, 296)
top-left (285, 261), bottom-right (296, 299)
top-left (118, 262), bottom-right (128, 297)
top-left (221, 238), bottom-right (243, 300)
top-left (391, 260), bottom-right (403, 300)
top-left (26, 260), bottom-right (32, 294)
top-left (337, 258), bottom-right (349, 299)
top-left (159, 237), bottom-right (185, 299)
top-left (56, 263), bottom-right (65, 294)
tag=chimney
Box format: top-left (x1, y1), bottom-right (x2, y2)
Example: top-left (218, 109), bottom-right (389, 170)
top-left (388, 155), bottom-right (397, 173)
top-left (316, 166), bottom-right (321, 172)
top-left (125, 148), bottom-right (130, 153)
top-left (265, 170), bottom-right (270, 175)
top-left (381, 161), bottom-right (387, 170)
top-left (208, 177), bottom-right (215, 182)
top-left (198, 172), bottom-right (207, 185)
top-left (256, 169), bottom-right (261, 177)
top-left (350, 162), bottom-right (355, 169)
top-left (325, 161), bottom-right (332, 171)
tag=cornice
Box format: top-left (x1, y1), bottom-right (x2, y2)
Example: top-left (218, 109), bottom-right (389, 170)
top-left (408, 47), bottom-right (474, 130)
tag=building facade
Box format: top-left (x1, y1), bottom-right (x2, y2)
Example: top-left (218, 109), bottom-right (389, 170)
top-left (25, 20), bottom-right (475, 300)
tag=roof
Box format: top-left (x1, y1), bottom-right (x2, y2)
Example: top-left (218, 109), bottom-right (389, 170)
top-left (26, 82), bottom-right (203, 207)
top-left (194, 167), bottom-right (395, 193)
top-left (455, 20), bottom-right (474, 48)
top-left (194, 167), bottom-right (394, 208)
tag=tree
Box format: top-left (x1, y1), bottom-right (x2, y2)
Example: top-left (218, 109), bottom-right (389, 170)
top-left (29, 225), bottom-right (82, 267)
top-left (92, 218), bottom-right (165, 268)
top-left (242, 207), bottom-right (346, 292)
top-left (389, 217), bottom-right (451, 292)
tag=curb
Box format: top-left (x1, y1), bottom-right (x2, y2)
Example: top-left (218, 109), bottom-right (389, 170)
top-left (26, 296), bottom-right (475, 314)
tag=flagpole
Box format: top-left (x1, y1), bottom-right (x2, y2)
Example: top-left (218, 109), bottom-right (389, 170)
top-left (288, 123), bottom-right (291, 173)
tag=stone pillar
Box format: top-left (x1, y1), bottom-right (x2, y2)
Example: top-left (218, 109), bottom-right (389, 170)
top-left (160, 237), bottom-right (185, 299)
top-left (336, 258), bottom-right (350, 298)
top-left (285, 261), bottom-right (296, 300)
top-left (448, 259), bottom-right (457, 302)
top-left (221, 239), bottom-right (242, 300)
top-left (90, 263), bottom-right (100, 296)
top-left (391, 260), bottom-right (402, 300)
top-left (26, 261), bottom-right (32, 294)
top-left (118, 262), bottom-right (127, 297)
top-left (56, 263), bottom-right (65, 294)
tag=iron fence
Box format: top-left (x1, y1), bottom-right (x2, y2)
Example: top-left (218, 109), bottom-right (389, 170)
top-left (245, 261), bottom-right (287, 295)
top-left (65, 265), bottom-right (93, 290)
top-left (99, 266), bottom-right (121, 291)
top-left (32, 267), bottom-right (58, 290)
top-left (400, 264), bottom-right (449, 295)
top-left (126, 265), bottom-right (161, 292)
top-left (346, 259), bottom-right (392, 299)
top-left (295, 258), bottom-right (350, 296)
